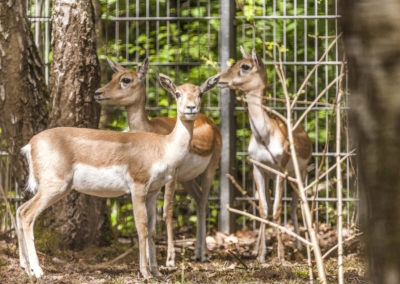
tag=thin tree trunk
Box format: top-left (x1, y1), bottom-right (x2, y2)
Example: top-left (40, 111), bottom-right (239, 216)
top-left (0, 0), bottom-right (49, 189)
top-left (48, 0), bottom-right (110, 249)
top-left (342, 1), bottom-right (400, 282)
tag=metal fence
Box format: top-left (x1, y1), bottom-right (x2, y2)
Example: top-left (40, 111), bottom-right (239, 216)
top-left (0, 0), bottom-right (358, 236)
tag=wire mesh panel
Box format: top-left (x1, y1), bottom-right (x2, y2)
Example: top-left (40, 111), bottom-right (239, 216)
top-left (99, 0), bottom-right (223, 236)
top-left (0, 0), bottom-right (357, 236)
top-left (233, 0), bottom-right (357, 231)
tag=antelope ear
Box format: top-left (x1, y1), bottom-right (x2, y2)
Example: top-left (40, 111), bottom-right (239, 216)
top-left (106, 57), bottom-right (125, 73)
top-left (240, 45), bottom-right (251, 59)
top-left (158, 73), bottom-right (176, 96)
top-left (137, 57), bottom-right (149, 81)
top-left (251, 48), bottom-right (265, 69)
top-left (199, 74), bottom-right (220, 94)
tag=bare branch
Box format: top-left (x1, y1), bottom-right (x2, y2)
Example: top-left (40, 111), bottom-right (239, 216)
top-left (248, 158), bottom-right (298, 183)
top-left (293, 73), bottom-right (345, 131)
top-left (226, 174), bottom-right (259, 209)
top-left (304, 150), bottom-right (355, 193)
top-left (322, 233), bottom-right (362, 259)
top-left (291, 34), bottom-right (343, 107)
top-left (335, 61), bottom-right (346, 284)
top-left (227, 249), bottom-right (249, 270)
top-left (227, 206), bottom-right (312, 246)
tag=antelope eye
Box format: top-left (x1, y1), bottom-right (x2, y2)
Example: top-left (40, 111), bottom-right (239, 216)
top-left (241, 64), bottom-right (251, 71)
top-left (175, 91), bottom-right (181, 99)
top-left (121, 77), bottom-right (132, 84)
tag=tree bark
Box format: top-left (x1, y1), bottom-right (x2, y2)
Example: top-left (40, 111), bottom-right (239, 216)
top-left (49, 0), bottom-right (110, 249)
top-left (0, 0), bottom-right (49, 189)
top-left (342, 1), bottom-right (400, 283)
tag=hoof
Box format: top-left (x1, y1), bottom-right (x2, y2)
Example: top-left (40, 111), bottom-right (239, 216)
top-left (19, 259), bottom-right (28, 270)
top-left (166, 258), bottom-right (176, 267)
top-left (140, 269), bottom-right (153, 280)
top-left (257, 255), bottom-right (266, 264)
top-left (151, 267), bottom-right (161, 278)
top-left (28, 266), bottom-right (43, 278)
top-left (192, 255), bottom-right (210, 262)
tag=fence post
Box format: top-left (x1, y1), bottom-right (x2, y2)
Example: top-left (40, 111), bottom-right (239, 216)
top-left (218, 0), bottom-right (236, 234)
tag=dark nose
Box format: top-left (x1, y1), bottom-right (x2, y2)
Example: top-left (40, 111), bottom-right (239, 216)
top-left (187, 105), bottom-right (196, 112)
top-left (94, 91), bottom-right (102, 98)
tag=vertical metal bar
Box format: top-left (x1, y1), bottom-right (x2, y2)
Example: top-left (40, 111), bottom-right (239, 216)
top-left (34, 0), bottom-right (40, 47)
top-left (136, 0), bottom-right (139, 63)
top-left (272, 0), bottom-right (277, 107)
top-left (115, 0), bottom-right (119, 59)
top-left (145, 0), bottom-right (149, 106)
top-left (176, 0), bottom-right (181, 85)
top-left (126, 0), bottom-right (129, 61)
top-left (218, 0), bottom-right (236, 234)
top-left (44, 0), bottom-right (49, 85)
top-left (155, 0), bottom-right (160, 114)
top-left (324, 0), bottom-right (329, 225)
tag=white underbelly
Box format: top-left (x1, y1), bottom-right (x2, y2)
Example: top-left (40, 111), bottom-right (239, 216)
top-left (248, 136), bottom-right (284, 167)
top-left (176, 153), bottom-right (212, 182)
top-left (249, 137), bottom-right (309, 176)
top-left (72, 164), bottom-right (132, 197)
top-left (147, 161), bottom-right (177, 192)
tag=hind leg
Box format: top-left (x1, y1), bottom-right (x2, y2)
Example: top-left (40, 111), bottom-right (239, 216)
top-left (18, 180), bottom-right (71, 278)
top-left (181, 181), bottom-right (203, 261)
top-left (194, 169), bottom-right (216, 262)
top-left (273, 175), bottom-right (284, 261)
top-left (163, 179), bottom-right (177, 267)
top-left (146, 191), bottom-right (160, 277)
top-left (16, 200), bottom-right (34, 270)
top-left (290, 191), bottom-right (301, 250)
top-left (253, 166), bottom-right (271, 263)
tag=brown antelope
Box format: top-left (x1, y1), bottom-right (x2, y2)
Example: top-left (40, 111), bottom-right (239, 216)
top-left (16, 73), bottom-right (220, 279)
top-left (94, 58), bottom-right (222, 266)
top-left (218, 46), bottom-right (312, 262)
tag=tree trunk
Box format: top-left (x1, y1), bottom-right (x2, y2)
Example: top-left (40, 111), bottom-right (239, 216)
top-left (342, 1), bottom-right (400, 282)
top-left (49, 0), bottom-right (110, 249)
top-left (0, 0), bottom-right (49, 189)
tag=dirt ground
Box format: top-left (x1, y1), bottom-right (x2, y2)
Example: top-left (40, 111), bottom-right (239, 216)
top-left (0, 227), bottom-right (368, 283)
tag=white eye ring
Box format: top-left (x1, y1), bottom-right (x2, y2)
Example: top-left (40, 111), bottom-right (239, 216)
top-left (121, 78), bottom-right (132, 84)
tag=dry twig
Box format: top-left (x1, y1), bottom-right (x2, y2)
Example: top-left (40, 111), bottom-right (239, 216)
top-left (227, 249), bottom-right (248, 270)
top-left (227, 206), bottom-right (312, 247)
top-left (226, 174), bottom-right (258, 209)
top-left (322, 233), bottom-right (362, 259)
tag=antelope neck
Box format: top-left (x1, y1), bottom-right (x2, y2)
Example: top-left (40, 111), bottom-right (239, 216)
top-left (125, 89), bottom-right (152, 132)
top-left (245, 87), bottom-right (273, 135)
top-left (166, 117), bottom-right (195, 160)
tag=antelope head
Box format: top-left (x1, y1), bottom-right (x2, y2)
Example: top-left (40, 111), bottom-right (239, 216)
top-left (94, 57), bottom-right (149, 106)
top-left (158, 73), bottom-right (220, 121)
top-left (218, 46), bottom-right (267, 92)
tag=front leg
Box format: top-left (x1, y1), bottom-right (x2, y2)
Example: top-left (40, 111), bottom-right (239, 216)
top-left (132, 184), bottom-right (152, 279)
top-left (163, 179), bottom-right (176, 267)
top-left (146, 191), bottom-right (160, 277)
top-left (253, 166), bottom-right (271, 263)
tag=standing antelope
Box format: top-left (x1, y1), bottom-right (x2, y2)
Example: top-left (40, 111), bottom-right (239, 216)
top-left (94, 58), bottom-right (222, 266)
top-left (218, 46), bottom-right (312, 262)
top-left (16, 73), bottom-right (219, 279)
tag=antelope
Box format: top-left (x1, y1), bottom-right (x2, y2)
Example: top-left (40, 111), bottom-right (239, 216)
top-left (217, 46), bottom-right (312, 262)
top-left (16, 73), bottom-right (220, 279)
top-left (94, 58), bottom-right (222, 266)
